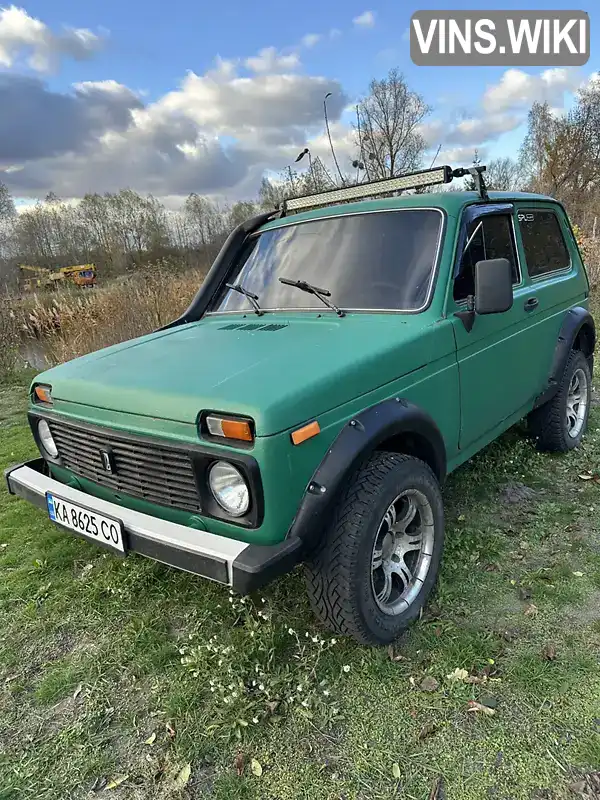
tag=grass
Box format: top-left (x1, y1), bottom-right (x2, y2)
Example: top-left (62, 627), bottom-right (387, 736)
top-left (3, 264), bottom-right (207, 371)
top-left (1, 367), bottom-right (599, 800)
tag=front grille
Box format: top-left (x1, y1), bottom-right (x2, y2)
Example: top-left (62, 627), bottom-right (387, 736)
top-left (48, 419), bottom-right (201, 513)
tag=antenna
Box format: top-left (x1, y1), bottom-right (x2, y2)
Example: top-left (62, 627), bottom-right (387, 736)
top-left (324, 92), bottom-right (345, 186)
top-left (355, 104), bottom-right (371, 181)
top-left (429, 144), bottom-right (442, 169)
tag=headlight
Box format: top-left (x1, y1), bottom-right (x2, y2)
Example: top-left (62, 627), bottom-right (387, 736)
top-left (208, 461), bottom-right (250, 517)
top-left (38, 419), bottom-right (58, 458)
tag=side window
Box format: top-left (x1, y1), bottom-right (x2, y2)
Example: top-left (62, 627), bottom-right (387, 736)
top-left (454, 214), bottom-right (519, 302)
top-left (518, 209), bottom-right (570, 277)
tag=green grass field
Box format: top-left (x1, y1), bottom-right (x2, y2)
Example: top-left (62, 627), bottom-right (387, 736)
top-left (1, 372), bottom-right (599, 800)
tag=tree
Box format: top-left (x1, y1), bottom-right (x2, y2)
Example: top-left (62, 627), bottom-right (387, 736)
top-left (355, 69), bottom-right (431, 180)
top-left (520, 85), bottom-right (600, 225)
top-left (228, 201), bottom-right (258, 230)
top-left (0, 182), bottom-right (17, 287)
top-left (464, 156), bottom-right (523, 192)
top-left (0, 182), bottom-right (15, 220)
top-left (183, 194), bottom-right (228, 252)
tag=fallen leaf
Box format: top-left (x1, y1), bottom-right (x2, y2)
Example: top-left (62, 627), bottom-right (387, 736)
top-left (418, 722), bottom-right (438, 741)
top-left (572, 571), bottom-right (584, 577)
top-left (420, 676), bottom-right (439, 692)
top-left (467, 700), bottom-right (496, 716)
top-left (73, 683), bottom-right (83, 700)
top-left (457, 514), bottom-right (466, 522)
top-left (144, 732), bottom-right (157, 746)
top-left (105, 775), bottom-right (128, 790)
top-left (250, 758), bottom-right (263, 777)
top-left (392, 762), bottom-right (401, 780)
top-left (234, 751), bottom-right (245, 776)
top-left (265, 700), bottom-right (280, 715)
top-left (524, 603), bottom-right (539, 617)
top-left (479, 694), bottom-right (498, 709)
top-left (165, 721), bottom-right (176, 739)
top-left (578, 474), bottom-right (594, 481)
top-left (387, 644), bottom-right (406, 662)
top-left (542, 643), bottom-right (557, 661)
top-left (174, 763), bottom-right (191, 788)
top-left (428, 775), bottom-right (446, 799)
top-left (446, 668), bottom-right (469, 683)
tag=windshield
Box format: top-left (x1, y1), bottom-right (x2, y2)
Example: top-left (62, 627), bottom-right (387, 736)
top-left (213, 209), bottom-right (443, 313)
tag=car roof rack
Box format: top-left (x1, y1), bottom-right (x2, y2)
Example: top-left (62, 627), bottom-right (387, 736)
top-left (280, 164), bottom-right (488, 215)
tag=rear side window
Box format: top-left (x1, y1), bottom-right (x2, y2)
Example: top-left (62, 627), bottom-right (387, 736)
top-left (518, 209), bottom-right (570, 277)
top-left (454, 214), bottom-right (519, 302)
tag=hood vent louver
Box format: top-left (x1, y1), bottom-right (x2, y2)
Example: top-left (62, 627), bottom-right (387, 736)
top-left (218, 323), bottom-right (288, 332)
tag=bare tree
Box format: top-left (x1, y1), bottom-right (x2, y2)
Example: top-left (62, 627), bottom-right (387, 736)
top-left (355, 69), bottom-right (431, 179)
top-left (520, 86), bottom-right (600, 225)
top-left (0, 182), bottom-right (17, 288)
top-left (485, 157), bottom-right (523, 191)
top-left (463, 156), bottom-right (523, 192)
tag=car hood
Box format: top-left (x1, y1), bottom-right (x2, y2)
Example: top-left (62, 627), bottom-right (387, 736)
top-left (36, 314), bottom-right (435, 436)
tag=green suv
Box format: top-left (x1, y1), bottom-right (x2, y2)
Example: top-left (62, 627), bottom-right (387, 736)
top-left (6, 165), bottom-right (595, 645)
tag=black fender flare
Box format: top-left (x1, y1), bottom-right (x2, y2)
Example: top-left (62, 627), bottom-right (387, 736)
top-left (534, 306), bottom-right (596, 409)
top-left (287, 398), bottom-right (447, 551)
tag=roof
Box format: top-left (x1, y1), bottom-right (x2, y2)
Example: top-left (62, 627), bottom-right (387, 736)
top-left (259, 190), bottom-right (558, 233)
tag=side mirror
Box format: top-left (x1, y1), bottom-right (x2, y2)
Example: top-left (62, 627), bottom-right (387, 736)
top-left (474, 258), bottom-right (513, 315)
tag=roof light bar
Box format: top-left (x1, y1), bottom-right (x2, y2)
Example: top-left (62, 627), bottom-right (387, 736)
top-left (284, 165), bottom-right (454, 212)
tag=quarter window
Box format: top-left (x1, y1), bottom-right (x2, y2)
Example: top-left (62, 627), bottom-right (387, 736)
top-left (454, 214), bottom-right (518, 302)
top-left (518, 209), bottom-right (570, 277)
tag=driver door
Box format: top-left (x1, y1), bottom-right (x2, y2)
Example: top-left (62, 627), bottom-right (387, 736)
top-left (449, 206), bottom-right (541, 450)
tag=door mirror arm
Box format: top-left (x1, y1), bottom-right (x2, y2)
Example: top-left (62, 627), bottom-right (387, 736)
top-left (454, 294), bottom-right (475, 332)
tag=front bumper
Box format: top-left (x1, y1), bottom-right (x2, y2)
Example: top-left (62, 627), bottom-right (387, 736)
top-left (4, 459), bottom-right (302, 594)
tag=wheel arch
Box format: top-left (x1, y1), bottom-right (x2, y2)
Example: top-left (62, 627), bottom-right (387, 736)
top-left (287, 398), bottom-right (446, 551)
top-left (534, 306), bottom-right (596, 409)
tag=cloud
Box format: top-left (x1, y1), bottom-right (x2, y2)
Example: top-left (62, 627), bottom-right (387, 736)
top-left (445, 113), bottom-right (521, 145)
top-left (437, 145), bottom-right (489, 166)
top-left (0, 73), bottom-right (141, 162)
top-left (244, 47), bottom-right (300, 74)
top-left (0, 5), bottom-right (105, 72)
top-left (1, 57), bottom-right (347, 199)
top-left (301, 33), bottom-right (321, 48)
top-left (353, 10), bottom-right (375, 29)
top-left (483, 67), bottom-right (581, 112)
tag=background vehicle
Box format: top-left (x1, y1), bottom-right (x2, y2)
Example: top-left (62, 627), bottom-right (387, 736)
top-left (19, 264), bottom-right (96, 291)
top-left (6, 165), bottom-right (595, 645)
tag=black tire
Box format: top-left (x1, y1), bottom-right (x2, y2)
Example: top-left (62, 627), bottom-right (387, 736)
top-left (528, 349), bottom-right (592, 452)
top-left (304, 452), bottom-right (445, 646)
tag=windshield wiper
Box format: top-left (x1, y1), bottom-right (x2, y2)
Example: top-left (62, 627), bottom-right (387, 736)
top-left (278, 278), bottom-right (345, 317)
top-left (226, 283), bottom-right (264, 316)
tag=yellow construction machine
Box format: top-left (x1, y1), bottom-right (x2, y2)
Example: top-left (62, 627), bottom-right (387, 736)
top-left (19, 264), bottom-right (97, 291)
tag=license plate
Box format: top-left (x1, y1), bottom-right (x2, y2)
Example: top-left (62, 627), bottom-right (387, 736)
top-left (46, 493), bottom-right (125, 553)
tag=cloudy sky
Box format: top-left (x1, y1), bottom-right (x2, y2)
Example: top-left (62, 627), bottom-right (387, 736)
top-left (0, 0), bottom-right (597, 206)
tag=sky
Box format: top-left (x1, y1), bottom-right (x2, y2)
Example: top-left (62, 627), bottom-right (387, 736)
top-left (0, 0), bottom-right (598, 207)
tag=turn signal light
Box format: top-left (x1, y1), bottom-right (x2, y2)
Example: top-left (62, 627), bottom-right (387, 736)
top-left (291, 420), bottom-right (320, 445)
top-left (33, 385), bottom-right (53, 405)
top-left (206, 415), bottom-right (254, 442)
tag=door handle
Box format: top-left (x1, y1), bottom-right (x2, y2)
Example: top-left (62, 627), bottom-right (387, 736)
top-left (524, 297), bottom-right (539, 312)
